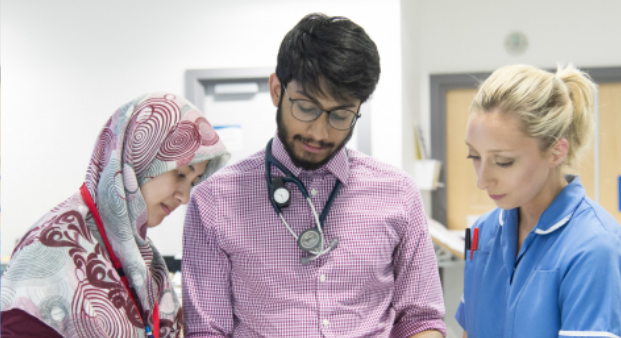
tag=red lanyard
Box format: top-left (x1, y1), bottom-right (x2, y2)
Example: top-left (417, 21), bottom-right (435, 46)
top-left (80, 183), bottom-right (159, 338)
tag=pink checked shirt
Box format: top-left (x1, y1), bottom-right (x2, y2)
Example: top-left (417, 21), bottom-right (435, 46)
top-left (182, 136), bottom-right (446, 337)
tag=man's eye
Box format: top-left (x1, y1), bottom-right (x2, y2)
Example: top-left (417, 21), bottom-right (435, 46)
top-left (299, 106), bottom-right (316, 113)
top-left (177, 171), bottom-right (186, 178)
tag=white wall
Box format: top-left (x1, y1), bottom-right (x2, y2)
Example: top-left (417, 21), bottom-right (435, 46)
top-left (1, 0), bottom-right (403, 257)
top-left (402, 0), bottom-right (621, 175)
top-left (400, 1), bottom-right (621, 336)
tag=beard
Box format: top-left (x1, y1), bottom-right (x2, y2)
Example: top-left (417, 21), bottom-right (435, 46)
top-left (276, 103), bottom-right (353, 171)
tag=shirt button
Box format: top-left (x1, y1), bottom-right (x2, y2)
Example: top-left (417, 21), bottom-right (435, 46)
top-left (311, 188), bottom-right (318, 196)
top-left (319, 274), bottom-right (326, 282)
top-left (323, 319), bottom-right (330, 327)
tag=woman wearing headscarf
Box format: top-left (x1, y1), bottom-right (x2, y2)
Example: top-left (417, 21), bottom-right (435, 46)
top-left (1, 92), bottom-right (230, 338)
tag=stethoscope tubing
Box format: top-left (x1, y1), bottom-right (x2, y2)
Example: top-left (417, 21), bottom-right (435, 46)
top-left (265, 139), bottom-right (342, 227)
top-left (265, 139), bottom-right (344, 260)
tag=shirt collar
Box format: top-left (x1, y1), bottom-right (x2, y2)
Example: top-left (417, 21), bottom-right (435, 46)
top-left (271, 134), bottom-right (351, 186)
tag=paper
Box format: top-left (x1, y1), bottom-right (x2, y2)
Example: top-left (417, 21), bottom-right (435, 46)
top-left (427, 218), bottom-right (465, 259)
top-left (413, 125), bottom-right (429, 160)
top-left (413, 159), bottom-right (442, 190)
top-left (466, 215), bottom-right (481, 228)
top-left (214, 125), bottom-right (243, 152)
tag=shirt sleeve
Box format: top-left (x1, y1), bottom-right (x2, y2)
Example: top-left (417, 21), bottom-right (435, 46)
top-left (390, 177), bottom-right (447, 338)
top-left (182, 185), bottom-right (234, 338)
top-left (558, 234), bottom-right (621, 338)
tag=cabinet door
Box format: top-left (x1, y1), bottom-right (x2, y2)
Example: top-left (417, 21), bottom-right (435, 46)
top-left (445, 88), bottom-right (496, 230)
top-left (598, 83), bottom-right (621, 225)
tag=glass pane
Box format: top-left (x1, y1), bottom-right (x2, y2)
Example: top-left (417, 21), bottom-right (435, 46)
top-left (295, 101), bottom-right (320, 116)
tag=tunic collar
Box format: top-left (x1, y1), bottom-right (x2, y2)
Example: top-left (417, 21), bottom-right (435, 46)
top-left (498, 175), bottom-right (584, 235)
top-left (533, 175), bottom-right (584, 235)
top-left (498, 175), bottom-right (585, 277)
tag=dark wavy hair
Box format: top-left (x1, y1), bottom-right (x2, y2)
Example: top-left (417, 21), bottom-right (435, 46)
top-left (276, 13), bottom-right (380, 103)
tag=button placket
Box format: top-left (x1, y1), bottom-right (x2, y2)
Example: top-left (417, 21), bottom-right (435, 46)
top-left (317, 269), bottom-right (331, 333)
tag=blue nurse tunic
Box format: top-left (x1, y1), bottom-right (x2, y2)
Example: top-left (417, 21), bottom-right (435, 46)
top-left (455, 176), bottom-right (621, 338)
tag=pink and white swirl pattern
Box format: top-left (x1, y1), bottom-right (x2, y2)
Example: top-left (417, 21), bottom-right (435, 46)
top-left (71, 282), bottom-right (137, 337)
top-left (85, 126), bottom-right (116, 200)
top-left (1, 92), bottom-right (230, 338)
top-left (156, 121), bottom-right (201, 166)
top-left (125, 97), bottom-right (180, 177)
top-left (197, 117), bottom-right (220, 146)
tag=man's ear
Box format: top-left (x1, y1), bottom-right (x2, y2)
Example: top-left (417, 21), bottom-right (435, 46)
top-left (550, 137), bottom-right (569, 169)
top-left (269, 73), bottom-right (282, 107)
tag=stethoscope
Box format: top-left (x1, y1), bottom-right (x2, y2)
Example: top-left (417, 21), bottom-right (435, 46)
top-left (265, 139), bottom-right (344, 264)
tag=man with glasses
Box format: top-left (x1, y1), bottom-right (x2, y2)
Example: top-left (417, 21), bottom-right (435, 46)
top-left (183, 13), bottom-right (446, 338)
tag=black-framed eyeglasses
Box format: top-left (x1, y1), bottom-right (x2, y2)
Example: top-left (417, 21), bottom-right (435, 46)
top-left (284, 88), bottom-right (360, 131)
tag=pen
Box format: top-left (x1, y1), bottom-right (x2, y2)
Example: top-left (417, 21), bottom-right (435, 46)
top-left (465, 228), bottom-right (471, 259)
top-left (470, 228), bottom-right (479, 261)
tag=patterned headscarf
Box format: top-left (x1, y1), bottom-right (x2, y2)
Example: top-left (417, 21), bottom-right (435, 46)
top-left (1, 92), bottom-right (230, 337)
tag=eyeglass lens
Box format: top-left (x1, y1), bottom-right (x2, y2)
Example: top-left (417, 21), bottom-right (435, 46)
top-left (292, 100), bottom-right (356, 130)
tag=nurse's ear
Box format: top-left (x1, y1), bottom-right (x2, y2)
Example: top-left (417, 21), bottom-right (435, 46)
top-left (269, 73), bottom-right (282, 107)
top-left (548, 137), bottom-right (569, 169)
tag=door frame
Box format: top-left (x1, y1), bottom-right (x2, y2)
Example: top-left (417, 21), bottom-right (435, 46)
top-left (429, 66), bottom-right (621, 227)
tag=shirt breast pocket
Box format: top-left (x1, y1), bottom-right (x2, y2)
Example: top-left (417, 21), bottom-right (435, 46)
top-left (513, 270), bottom-right (560, 338)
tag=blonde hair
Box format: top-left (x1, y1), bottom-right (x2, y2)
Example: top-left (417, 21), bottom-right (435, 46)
top-left (471, 64), bottom-right (596, 171)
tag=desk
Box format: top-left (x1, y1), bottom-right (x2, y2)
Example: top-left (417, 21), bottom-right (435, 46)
top-left (427, 218), bottom-right (465, 265)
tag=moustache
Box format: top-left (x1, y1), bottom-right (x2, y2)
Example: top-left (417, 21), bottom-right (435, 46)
top-left (294, 135), bottom-right (335, 149)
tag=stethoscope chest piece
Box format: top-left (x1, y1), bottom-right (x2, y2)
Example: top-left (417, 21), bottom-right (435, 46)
top-left (272, 176), bottom-right (291, 208)
top-left (265, 138), bottom-right (345, 263)
top-left (298, 228), bottom-right (322, 252)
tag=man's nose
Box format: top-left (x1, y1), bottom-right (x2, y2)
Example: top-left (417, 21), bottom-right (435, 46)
top-left (306, 112), bottom-right (330, 141)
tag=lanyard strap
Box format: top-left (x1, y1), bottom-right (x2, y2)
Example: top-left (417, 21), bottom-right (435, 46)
top-left (80, 183), bottom-right (159, 338)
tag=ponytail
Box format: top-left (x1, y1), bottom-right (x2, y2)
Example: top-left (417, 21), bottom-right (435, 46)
top-left (555, 65), bottom-right (596, 169)
top-left (471, 64), bottom-right (596, 172)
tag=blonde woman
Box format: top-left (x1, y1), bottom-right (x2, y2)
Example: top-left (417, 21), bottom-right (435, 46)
top-left (456, 65), bottom-right (621, 338)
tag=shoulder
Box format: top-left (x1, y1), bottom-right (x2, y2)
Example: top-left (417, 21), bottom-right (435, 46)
top-left (208, 149), bottom-right (265, 182)
top-left (579, 197), bottom-right (621, 239)
top-left (347, 148), bottom-right (416, 189)
top-left (193, 149), bottom-right (265, 196)
top-left (562, 197), bottom-right (621, 260)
